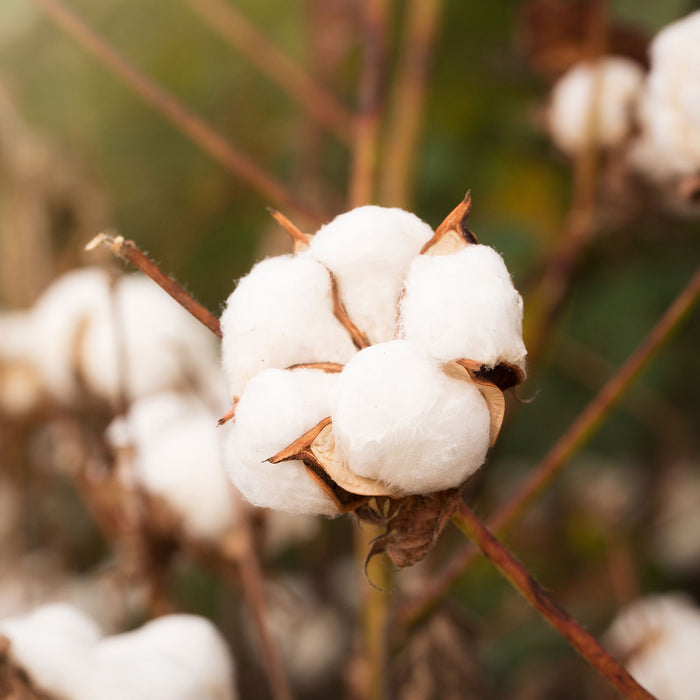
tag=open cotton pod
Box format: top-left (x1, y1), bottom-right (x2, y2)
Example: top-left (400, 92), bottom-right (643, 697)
top-left (106, 392), bottom-right (241, 542)
top-left (547, 57), bottom-right (644, 156)
top-left (399, 245), bottom-right (526, 384)
top-left (223, 367), bottom-right (341, 515)
top-left (220, 254), bottom-right (357, 398)
top-left (308, 206), bottom-right (434, 344)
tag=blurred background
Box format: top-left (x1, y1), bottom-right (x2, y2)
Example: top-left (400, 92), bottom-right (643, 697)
top-left (0, 0), bottom-right (698, 698)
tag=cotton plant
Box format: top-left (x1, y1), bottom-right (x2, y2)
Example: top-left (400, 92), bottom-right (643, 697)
top-left (605, 593), bottom-right (700, 700)
top-left (220, 195), bottom-right (527, 567)
top-left (547, 56), bottom-right (644, 157)
top-left (0, 603), bottom-right (237, 700)
top-left (0, 267), bottom-right (222, 407)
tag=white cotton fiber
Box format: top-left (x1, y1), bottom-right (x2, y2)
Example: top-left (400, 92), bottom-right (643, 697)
top-left (399, 245), bottom-right (526, 370)
top-left (630, 11), bottom-right (700, 182)
top-left (95, 615), bottom-right (235, 700)
top-left (220, 255), bottom-right (357, 398)
top-left (331, 341), bottom-right (491, 495)
top-left (30, 268), bottom-right (222, 404)
top-left (0, 604), bottom-right (237, 700)
top-left (548, 57), bottom-right (644, 156)
top-left (308, 206), bottom-right (434, 344)
top-left (605, 594), bottom-right (700, 700)
top-left (224, 368), bottom-right (340, 515)
top-left (106, 392), bottom-right (239, 541)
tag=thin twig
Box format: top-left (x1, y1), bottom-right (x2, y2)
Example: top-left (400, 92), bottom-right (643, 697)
top-left (182, 0), bottom-right (353, 142)
top-left (349, 0), bottom-right (391, 208)
top-left (396, 266), bottom-right (700, 629)
top-left (32, 0), bottom-right (325, 225)
top-left (452, 500), bottom-right (656, 700)
top-left (86, 234), bottom-right (222, 338)
top-left (379, 0), bottom-right (444, 208)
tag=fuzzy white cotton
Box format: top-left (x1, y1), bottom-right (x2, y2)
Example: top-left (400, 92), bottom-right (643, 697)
top-left (548, 57), bottom-right (644, 156)
top-left (220, 255), bottom-right (357, 398)
top-left (630, 11), bottom-right (700, 182)
top-left (332, 341), bottom-right (491, 495)
top-left (605, 594), bottom-right (700, 700)
top-left (0, 604), bottom-right (236, 700)
top-left (399, 245), bottom-right (526, 370)
top-left (106, 392), bottom-right (240, 541)
top-left (308, 206), bottom-right (435, 344)
top-left (30, 268), bottom-right (222, 404)
top-left (224, 368), bottom-right (340, 515)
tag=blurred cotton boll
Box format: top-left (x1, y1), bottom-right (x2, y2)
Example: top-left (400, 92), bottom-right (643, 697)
top-left (547, 57), bottom-right (644, 156)
top-left (0, 604), bottom-right (237, 700)
top-left (630, 11), bottom-right (700, 185)
top-left (106, 391), bottom-right (241, 541)
top-left (399, 245), bottom-right (526, 373)
top-left (332, 340), bottom-right (492, 495)
top-left (605, 593), bottom-right (700, 700)
top-left (29, 268), bottom-right (221, 405)
top-left (224, 368), bottom-right (340, 515)
top-left (220, 254), bottom-right (356, 398)
top-left (308, 206), bottom-right (434, 344)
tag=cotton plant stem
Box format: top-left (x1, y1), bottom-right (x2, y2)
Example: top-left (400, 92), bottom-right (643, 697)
top-left (349, 0), bottom-right (391, 208)
top-left (32, 0), bottom-right (325, 225)
top-left (355, 523), bottom-right (391, 700)
top-left (182, 0), bottom-right (352, 142)
top-left (452, 501), bottom-right (656, 700)
top-left (378, 0), bottom-right (444, 208)
top-left (86, 234), bottom-right (222, 339)
top-left (396, 265), bottom-right (700, 629)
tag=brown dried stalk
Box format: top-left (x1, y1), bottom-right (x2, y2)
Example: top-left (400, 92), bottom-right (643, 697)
top-left (379, 0), bottom-right (445, 208)
top-left (396, 265), bottom-right (700, 629)
top-left (452, 500), bottom-right (656, 699)
top-left (267, 207), bottom-right (311, 252)
top-left (32, 0), bottom-right (325, 225)
top-left (349, 0), bottom-right (391, 208)
top-left (182, 0), bottom-right (353, 142)
top-left (86, 234), bottom-right (222, 339)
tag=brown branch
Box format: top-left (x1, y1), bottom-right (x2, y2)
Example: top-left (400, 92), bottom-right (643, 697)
top-left (396, 265), bottom-right (700, 629)
top-left (32, 0), bottom-right (325, 225)
top-left (182, 0), bottom-right (353, 142)
top-left (452, 501), bottom-right (656, 700)
top-left (267, 207), bottom-right (311, 252)
top-left (379, 0), bottom-right (445, 208)
top-left (86, 234), bottom-right (222, 338)
top-left (349, 0), bottom-right (391, 208)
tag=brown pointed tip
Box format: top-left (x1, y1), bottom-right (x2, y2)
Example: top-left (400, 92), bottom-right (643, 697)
top-left (217, 400), bottom-right (238, 427)
top-left (267, 207), bottom-right (311, 252)
top-left (420, 193), bottom-right (478, 255)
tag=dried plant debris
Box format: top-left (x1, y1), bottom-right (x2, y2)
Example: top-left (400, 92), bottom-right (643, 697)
top-left (219, 196), bottom-right (527, 567)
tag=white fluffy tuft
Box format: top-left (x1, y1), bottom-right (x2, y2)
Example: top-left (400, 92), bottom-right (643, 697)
top-left (331, 341), bottom-right (491, 495)
top-left (308, 206), bottom-right (434, 344)
top-left (398, 245), bottom-right (526, 370)
top-left (220, 255), bottom-right (356, 398)
top-left (548, 57), bottom-right (644, 156)
top-left (224, 368), bottom-right (339, 515)
top-left (630, 11), bottom-right (700, 182)
top-left (106, 392), bottom-right (240, 541)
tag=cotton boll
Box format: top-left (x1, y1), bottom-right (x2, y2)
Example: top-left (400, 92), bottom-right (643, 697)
top-left (605, 594), bottom-right (700, 700)
top-left (548, 57), bottom-right (644, 156)
top-left (107, 392), bottom-right (240, 541)
top-left (225, 368), bottom-right (339, 515)
top-left (308, 206), bottom-right (434, 344)
top-left (332, 341), bottom-right (491, 495)
top-left (96, 615), bottom-right (235, 700)
top-left (220, 255), bottom-right (356, 398)
top-left (399, 245), bottom-right (526, 371)
top-left (630, 11), bottom-right (700, 183)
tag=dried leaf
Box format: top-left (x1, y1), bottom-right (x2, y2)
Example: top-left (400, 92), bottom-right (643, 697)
top-left (217, 397), bottom-right (239, 426)
top-left (360, 489), bottom-right (461, 569)
top-left (326, 266), bottom-right (371, 349)
top-left (420, 192), bottom-right (477, 256)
